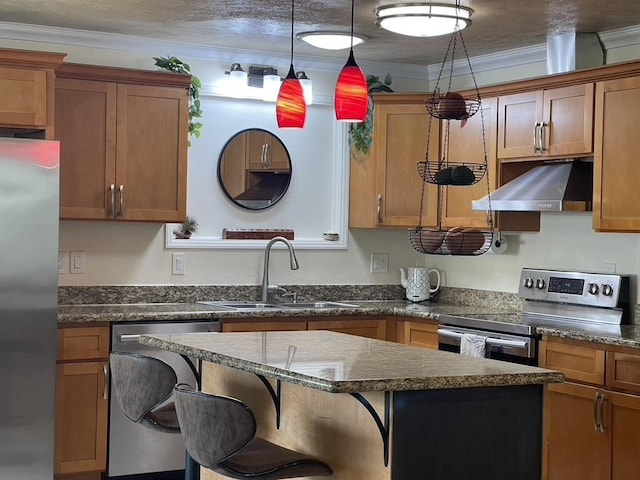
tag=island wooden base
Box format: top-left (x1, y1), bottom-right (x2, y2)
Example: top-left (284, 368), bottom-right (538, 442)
top-left (201, 363), bottom-right (543, 480)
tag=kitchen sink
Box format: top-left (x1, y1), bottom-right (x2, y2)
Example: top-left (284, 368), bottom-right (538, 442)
top-left (197, 301), bottom-right (360, 310)
top-left (197, 301), bottom-right (284, 310)
top-left (278, 301), bottom-right (360, 309)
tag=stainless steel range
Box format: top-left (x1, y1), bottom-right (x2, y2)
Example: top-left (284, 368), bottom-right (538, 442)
top-left (438, 268), bottom-right (632, 365)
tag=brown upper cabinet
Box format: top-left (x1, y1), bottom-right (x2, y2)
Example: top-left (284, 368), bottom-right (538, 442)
top-left (440, 96), bottom-right (498, 230)
top-left (349, 93), bottom-right (439, 229)
top-left (497, 84), bottom-right (594, 160)
top-left (593, 76), bottom-right (640, 232)
top-left (0, 49), bottom-right (66, 135)
top-left (246, 130), bottom-right (289, 170)
top-left (55, 63), bottom-right (190, 222)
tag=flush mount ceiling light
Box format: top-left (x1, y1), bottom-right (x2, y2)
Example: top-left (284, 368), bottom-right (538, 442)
top-left (296, 31), bottom-right (368, 50)
top-left (375, 3), bottom-right (473, 37)
top-left (276, 0), bottom-right (307, 128)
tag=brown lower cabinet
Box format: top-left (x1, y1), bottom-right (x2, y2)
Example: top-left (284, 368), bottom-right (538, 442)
top-left (399, 320), bottom-right (439, 349)
top-left (55, 326), bottom-right (110, 479)
top-left (540, 338), bottom-right (640, 480)
top-left (222, 316), bottom-right (389, 340)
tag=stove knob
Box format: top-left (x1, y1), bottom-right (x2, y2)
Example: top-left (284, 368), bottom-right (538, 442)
top-left (588, 283), bottom-right (599, 295)
top-left (535, 278), bottom-right (546, 290)
top-left (602, 284), bottom-right (614, 296)
top-left (524, 277), bottom-right (534, 288)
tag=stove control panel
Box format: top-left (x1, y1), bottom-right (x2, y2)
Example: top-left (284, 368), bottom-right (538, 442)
top-left (519, 268), bottom-right (629, 309)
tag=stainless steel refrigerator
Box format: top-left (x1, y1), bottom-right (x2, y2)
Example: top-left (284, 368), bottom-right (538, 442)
top-left (0, 138), bottom-right (59, 479)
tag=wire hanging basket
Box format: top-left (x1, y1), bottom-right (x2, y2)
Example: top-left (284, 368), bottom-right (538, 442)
top-left (408, 8), bottom-right (494, 257)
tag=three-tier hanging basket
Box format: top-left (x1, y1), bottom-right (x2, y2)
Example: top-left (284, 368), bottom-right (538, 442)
top-left (409, 11), bottom-right (494, 257)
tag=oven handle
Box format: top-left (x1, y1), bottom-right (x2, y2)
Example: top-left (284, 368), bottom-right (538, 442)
top-left (437, 328), bottom-right (529, 349)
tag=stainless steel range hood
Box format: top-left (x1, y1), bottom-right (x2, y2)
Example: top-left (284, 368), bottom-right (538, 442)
top-left (472, 161), bottom-right (593, 212)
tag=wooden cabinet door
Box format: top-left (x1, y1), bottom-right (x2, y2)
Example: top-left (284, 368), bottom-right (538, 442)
top-left (0, 66), bottom-right (47, 128)
top-left (542, 83), bottom-right (594, 157)
top-left (308, 318), bottom-right (387, 340)
top-left (544, 382), bottom-right (610, 480)
top-left (540, 339), bottom-right (605, 385)
top-left (56, 78), bottom-right (117, 220)
top-left (497, 90), bottom-right (542, 159)
top-left (55, 362), bottom-right (109, 475)
top-left (115, 84), bottom-right (188, 222)
top-left (593, 77), bottom-right (640, 232)
top-left (246, 130), bottom-right (289, 170)
top-left (403, 321), bottom-right (439, 349)
top-left (375, 102), bottom-right (439, 227)
top-left (606, 351), bottom-right (640, 395)
top-left (441, 97), bottom-right (498, 229)
top-left (609, 390), bottom-right (640, 480)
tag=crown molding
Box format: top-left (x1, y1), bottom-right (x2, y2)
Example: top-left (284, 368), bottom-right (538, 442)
top-left (0, 21), bottom-right (429, 79)
top-left (598, 24), bottom-right (640, 49)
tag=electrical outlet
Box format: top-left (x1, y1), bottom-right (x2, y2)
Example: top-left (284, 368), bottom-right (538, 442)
top-left (58, 251), bottom-right (68, 274)
top-left (370, 253), bottom-right (389, 273)
top-left (172, 253), bottom-right (186, 275)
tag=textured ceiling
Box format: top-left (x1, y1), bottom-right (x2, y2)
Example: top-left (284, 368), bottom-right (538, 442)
top-left (1, 0), bottom-right (640, 65)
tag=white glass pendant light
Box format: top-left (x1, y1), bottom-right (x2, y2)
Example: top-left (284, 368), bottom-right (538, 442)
top-left (296, 71), bottom-right (313, 105)
top-left (228, 63), bottom-right (248, 97)
top-left (375, 3), bottom-right (472, 37)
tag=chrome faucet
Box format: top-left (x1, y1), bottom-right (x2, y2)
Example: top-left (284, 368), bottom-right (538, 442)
top-left (261, 236), bottom-right (299, 302)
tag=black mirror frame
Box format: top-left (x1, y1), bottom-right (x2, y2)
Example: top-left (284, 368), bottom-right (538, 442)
top-left (217, 128), bottom-right (292, 211)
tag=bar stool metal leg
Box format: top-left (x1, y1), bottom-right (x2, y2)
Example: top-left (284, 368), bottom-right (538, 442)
top-left (185, 451), bottom-right (200, 480)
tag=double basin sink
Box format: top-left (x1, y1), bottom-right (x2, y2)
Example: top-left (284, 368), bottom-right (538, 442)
top-left (198, 301), bottom-right (360, 311)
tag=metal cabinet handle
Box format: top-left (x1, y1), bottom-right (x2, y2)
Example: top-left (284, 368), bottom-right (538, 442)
top-left (265, 143), bottom-right (271, 168)
top-left (539, 122), bottom-right (548, 153)
top-left (103, 364), bottom-right (110, 400)
top-left (593, 392), bottom-right (600, 432)
top-left (377, 194), bottom-right (383, 223)
top-left (533, 122), bottom-right (541, 152)
top-left (118, 185), bottom-right (125, 217)
top-left (261, 144), bottom-right (267, 168)
top-left (108, 184), bottom-right (115, 217)
top-left (597, 393), bottom-right (607, 433)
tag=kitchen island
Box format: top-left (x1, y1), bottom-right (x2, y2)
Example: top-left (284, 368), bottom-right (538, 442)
top-left (141, 330), bottom-right (563, 480)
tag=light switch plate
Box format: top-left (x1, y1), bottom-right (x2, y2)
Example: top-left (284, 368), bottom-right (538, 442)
top-left (172, 253), bottom-right (186, 275)
top-left (69, 251), bottom-right (85, 274)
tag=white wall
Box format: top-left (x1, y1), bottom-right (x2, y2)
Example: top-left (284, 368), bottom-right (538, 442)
top-left (6, 23), bottom-right (640, 293)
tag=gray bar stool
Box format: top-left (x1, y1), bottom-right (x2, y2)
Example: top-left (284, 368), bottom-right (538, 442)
top-left (173, 384), bottom-right (333, 479)
top-left (109, 352), bottom-right (199, 480)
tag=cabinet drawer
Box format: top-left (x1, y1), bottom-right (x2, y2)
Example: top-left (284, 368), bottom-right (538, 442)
top-left (58, 327), bottom-right (110, 362)
top-left (606, 351), bottom-right (640, 395)
top-left (309, 319), bottom-right (387, 340)
top-left (540, 339), bottom-right (605, 385)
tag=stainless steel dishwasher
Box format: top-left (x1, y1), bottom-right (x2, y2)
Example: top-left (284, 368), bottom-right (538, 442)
top-left (108, 320), bottom-right (221, 479)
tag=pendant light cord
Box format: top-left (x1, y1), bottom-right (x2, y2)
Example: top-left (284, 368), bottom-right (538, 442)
top-left (350, 0), bottom-right (355, 52)
top-left (289, 0), bottom-right (295, 65)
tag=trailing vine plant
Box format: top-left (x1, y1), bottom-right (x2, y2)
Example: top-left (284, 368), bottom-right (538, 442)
top-left (349, 73), bottom-right (393, 160)
top-left (153, 56), bottom-right (203, 142)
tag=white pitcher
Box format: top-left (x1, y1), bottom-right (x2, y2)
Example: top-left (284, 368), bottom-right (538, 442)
top-left (399, 267), bottom-right (441, 302)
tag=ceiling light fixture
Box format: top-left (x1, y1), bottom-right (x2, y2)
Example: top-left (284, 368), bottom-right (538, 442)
top-left (296, 31), bottom-right (368, 50)
top-left (276, 0), bottom-right (307, 128)
top-left (375, 2), bottom-right (473, 37)
top-left (334, 0), bottom-right (368, 123)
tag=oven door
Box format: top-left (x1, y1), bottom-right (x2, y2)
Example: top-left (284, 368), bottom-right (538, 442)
top-left (437, 325), bottom-right (538, 365)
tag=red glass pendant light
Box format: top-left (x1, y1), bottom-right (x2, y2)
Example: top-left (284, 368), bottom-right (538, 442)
top-left (277, 65), bottom-right (307, 128)
top-left (276, 0), bottom-right (307, 128)
top-left (335, 0), bottom-right (368, 122)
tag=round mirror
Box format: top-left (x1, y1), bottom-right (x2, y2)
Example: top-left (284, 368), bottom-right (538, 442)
top-left (217, 128), bottom-right (292, 210)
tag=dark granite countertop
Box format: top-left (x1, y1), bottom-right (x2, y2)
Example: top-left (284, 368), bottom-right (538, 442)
top-left (57, 300), bottom-right (640, 350)
top-left (140, 330), bottom-right (564, 393)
